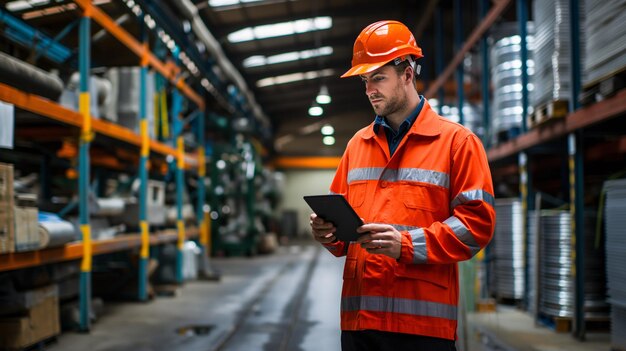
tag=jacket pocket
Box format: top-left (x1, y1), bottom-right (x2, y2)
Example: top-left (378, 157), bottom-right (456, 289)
top-left (401, 183), bottom-right (445, 212)
top-left (394, 262), bottom-right (450, 290)
top-left (348, 181), bottom-right (367, 208)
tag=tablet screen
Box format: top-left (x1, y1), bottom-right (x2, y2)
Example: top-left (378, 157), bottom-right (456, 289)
top-left (303, 194), bottom-right (363, 242)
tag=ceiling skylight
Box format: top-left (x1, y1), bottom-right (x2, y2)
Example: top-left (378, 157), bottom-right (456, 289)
top-left (243, 46), bottom-right (333, 68)
top-left (256, 68), bottom-right (335, 88)
top-left (228, 16), bottom-right (332, 43)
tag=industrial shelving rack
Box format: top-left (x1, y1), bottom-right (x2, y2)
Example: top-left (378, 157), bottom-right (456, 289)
top-left (424, 0), bottom-right (626, 342)
top-left (0, 0), bottom-right (218, 332)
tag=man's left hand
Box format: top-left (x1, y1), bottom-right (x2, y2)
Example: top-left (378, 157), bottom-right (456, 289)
top-left (356, 223), bottom-right (402, 259)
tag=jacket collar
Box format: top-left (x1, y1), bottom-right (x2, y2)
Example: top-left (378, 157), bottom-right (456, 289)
top-left (361, 97), bottom-right (441, 140)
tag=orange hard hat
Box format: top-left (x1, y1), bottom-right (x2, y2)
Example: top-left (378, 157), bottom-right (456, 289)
top-left (341, 20), bottom-right (424, 78)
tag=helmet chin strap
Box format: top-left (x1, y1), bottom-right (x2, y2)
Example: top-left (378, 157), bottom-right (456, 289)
top-left (393, 55), bottom-right (422, 77)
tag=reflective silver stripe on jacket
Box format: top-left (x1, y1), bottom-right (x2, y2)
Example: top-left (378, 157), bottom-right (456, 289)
top-left (348, 167), bottom-right (449, 188)
top-left (341, 296), bottom-right (457, 321)
top-left (347, 167), bottom-right (384, 183)
top-left (444, 216), bottom-right (480, 256)
top-left (390, 224), bottom-right (420, 232)
top-left (408, 228), bottom-right (427, 264)
top-left (450, 189), bottom-right (495, 210)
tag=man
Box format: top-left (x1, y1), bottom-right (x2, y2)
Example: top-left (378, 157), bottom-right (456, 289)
top-left (310, 20), bottom-right (496, 350)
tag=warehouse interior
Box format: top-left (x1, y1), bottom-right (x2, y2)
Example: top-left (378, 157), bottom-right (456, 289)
top-left (1, 0), bottom-right (625, 350)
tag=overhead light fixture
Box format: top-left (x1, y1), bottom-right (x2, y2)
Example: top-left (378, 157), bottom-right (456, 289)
top-left (6, 0), bottom-right (49, 12)
top-left (320, 124), bottom-right (334, 135)
top-left (316, 85), bottom-right (331, 104)
top-left (209, 0), bottom-right (264, 8)
top-left (256, 68), bottom-right (335, 88)
top-left (308, 103), bottom-right (323, 117)
top-left (227, 16), bottom-right (332, 43)
top-left (323, 136), bottom-right (336, 146)
top-left (243, 46), bottom-right (333, 68)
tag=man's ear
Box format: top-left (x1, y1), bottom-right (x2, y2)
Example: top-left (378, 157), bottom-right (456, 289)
top-left (404, 66), bottom-right (414, 84)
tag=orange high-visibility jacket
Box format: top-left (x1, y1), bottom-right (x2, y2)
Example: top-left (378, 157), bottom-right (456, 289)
top-left (322, 98), bottom-right (495, 340)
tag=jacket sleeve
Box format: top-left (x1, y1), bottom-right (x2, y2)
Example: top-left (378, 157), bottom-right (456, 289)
top-left (398, 134), bottom-right (495, 265)
top-left (319, 151), bottom-right (351, 257)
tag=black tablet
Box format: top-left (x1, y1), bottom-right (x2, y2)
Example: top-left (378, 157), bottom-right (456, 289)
top-left (303, 194), bottom-right (363, 242)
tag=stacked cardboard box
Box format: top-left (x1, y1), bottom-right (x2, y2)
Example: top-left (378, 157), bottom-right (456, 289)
top-left (0, 162), bottom-right (14, 253)
top-left (14, 193), bottom-right (40, 252)
top-left (0, 285), bottom-right (60, 349)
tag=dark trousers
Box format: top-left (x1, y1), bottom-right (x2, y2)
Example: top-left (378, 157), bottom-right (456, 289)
top-left (341, 330), bottom-right (457, 351)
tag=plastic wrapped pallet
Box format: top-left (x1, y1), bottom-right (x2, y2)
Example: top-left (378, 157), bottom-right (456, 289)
top-left (584, 0), bottom-right (626, 85)
top-left (604, 178), bottom-right (626, 349)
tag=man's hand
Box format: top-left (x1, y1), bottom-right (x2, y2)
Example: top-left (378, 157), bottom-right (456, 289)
top-left (356, 223), bottom-right (402, 259)
top-left (310, 213), bottom-right (337, 244)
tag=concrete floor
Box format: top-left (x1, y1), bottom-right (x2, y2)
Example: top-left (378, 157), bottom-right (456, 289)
top-left (48, 241), bottom-right (612, 351)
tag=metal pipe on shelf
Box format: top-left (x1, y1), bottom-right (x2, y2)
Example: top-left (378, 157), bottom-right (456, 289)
top-left (71, 0), bottom-right (204, 111)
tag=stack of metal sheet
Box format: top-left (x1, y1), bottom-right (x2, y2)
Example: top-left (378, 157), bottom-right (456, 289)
top-left (584, 0), bottom-right (626, 85)
top-left (538, 210), bottom-right (609, 319)
top-left (527, 210), bottom-right (539, 314)
top-left (490, 198), bottom-right (525, 300)
top-left (538, 210), bottom-right (572, 317)
top-left (532, 0), bottom-right (586, 106)
top-left (490, 22), bottom-right (535, 144)
top-left (604, 178), bottom-right (626, 349)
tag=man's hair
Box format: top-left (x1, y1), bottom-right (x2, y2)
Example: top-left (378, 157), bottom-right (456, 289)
top-left (385, 59), bottom-right (417, 82)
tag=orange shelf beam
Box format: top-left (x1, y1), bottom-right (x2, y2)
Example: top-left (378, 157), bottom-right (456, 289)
top-left (488, 89), bottom-right (626, 162)
top-left (0, 227), bottom-right (199, 272)
top-left (272, 156), bottom-right (342, 169)
top-left (72, 0), bottom-right (204, 110)
top-left (0, 82), bottom-right (197, 167)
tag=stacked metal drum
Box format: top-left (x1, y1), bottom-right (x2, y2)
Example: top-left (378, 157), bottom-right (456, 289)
top-left (490, 23), bottom-right (534, 144)
top-left (537, 210), bottom-right (608, 320)
top-left (604, 179), bottom-right (626, 349)
top-left (490, 198), bottom-right (525, 300)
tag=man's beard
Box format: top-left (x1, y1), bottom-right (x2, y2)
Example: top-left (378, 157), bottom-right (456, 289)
top-left (370, 84), bottom-right (406, 117)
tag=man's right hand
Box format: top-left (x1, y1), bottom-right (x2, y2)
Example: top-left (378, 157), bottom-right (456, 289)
top-left (310, 213), bottom-right (337, 244)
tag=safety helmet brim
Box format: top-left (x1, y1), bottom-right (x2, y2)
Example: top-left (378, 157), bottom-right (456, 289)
top-left (340, 62), bottom-right (388, 78)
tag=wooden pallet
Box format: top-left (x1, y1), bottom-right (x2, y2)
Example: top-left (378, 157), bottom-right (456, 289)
top-left (527, 100), bottom-right (569, 129)
top-left (538, 314), bottom-right (572, 333)
top-left (476, 298), bottom-right (497, 313)
top-left (538, 314), bottom-right (611, 334)
top-left (580, 67), bottom-right (626, 106)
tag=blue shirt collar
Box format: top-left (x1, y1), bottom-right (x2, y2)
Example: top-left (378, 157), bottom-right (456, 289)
top-left (373, 96), bottom-right (425, 134)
